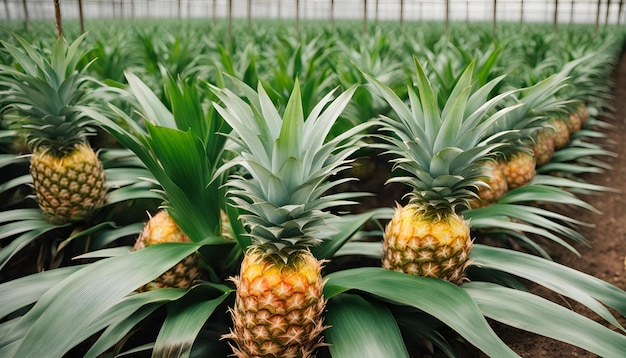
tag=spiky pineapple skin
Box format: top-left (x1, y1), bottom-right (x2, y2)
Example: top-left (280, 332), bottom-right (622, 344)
top-left (470, 160), bottom-right (508, 209)
top-left (382, 204), bottom-right (472, 285)
top-left (225, 250), bottom-right (326, 358)
top-left (548, 117), bottom-right (571, 150)
top-left (30, 143), bottom-right (106, 224)
top-left (133, 210), bottom-right (202, 292)
top-left (499, 152), bottom-right (536, 190)
top-left (531, 128), bottom-right (555, 167)
top-left (577, 103), bottom-right (589, 124)
top-left (567, 110), bottom-right (583, 135)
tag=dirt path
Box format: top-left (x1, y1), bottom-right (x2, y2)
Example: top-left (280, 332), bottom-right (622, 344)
top-left (491, 46), bottom-right (626, 357)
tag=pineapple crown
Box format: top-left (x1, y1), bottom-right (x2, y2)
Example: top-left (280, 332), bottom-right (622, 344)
top-left (212, 78), bottom-right (373, 255)
top-left (0, 33), bottom-right (97, 155)
top-left (367, 57), bottom-right (519, 219)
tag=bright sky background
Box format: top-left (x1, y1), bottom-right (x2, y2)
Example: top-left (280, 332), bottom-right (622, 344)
top-left (2, 0), bottom-right (623, 24)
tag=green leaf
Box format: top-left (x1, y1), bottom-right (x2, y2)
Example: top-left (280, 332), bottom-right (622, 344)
top-left (471, 245), bottom-right (626, 329)
top-left (126, 71), bottom-right (176, 128)
top-left (464, 282), bottom-right (626, 357)
top-left (0, 266), bottom-right (84, 319)
top-left (324, 267), bottom-right (518, 357)
top-left (4, 242), bottom-right (203, 358)
top-left (325, 293), bottom-right (409, 358)
top-left (274, 80), bottom-right (304, 170)
top-left (153, 290), bottom-right (231, 358)
top-left (313, 208), bottom-right (391, 260)
top-left (82, 289), bottom-right (189, 358)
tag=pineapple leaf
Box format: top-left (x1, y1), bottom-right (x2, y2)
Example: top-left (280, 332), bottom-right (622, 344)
top-left (324, 267), bottom-right (519, 357)
top-left (412, 56), bottom-right (440, 143)
top-left (154, 290), bottom-right (231, 358)
top-left (274, 79), bottom-right (304, 172)
top-left (325, 293), bottom-right (410, 358)
top-left (470, 245), bottom-right (626, 322)
top-left (3, 243), bottom-right (203, 358)
top-left (125, 71), bottom-right (176, 129)
top-left (464, 282), bottom-right (626, 357)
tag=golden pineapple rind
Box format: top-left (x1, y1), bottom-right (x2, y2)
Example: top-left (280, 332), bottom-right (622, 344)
top-left (133, 210), bottom-right (202, 292)
top-left (225, 250), bottom-right (327, 358)
top-left (382, 205), bottom-right (472, 285)
top-left (499, 152), bottom-right (536, 190)
top-left (549, 117), bottom-right (571, 150)
top-left (531, 128), bottom-right (555, 167)
top-left (470, 161), bottom-right (508, 209)
top-left (30, 143), bottom-right (106, 224)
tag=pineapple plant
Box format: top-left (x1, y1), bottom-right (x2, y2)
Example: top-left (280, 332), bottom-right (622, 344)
top-left (132, 210), bottom-right (203, 292)
top-left (0, 34), bottom-right (106, 224)
top-left (547, 115), bottom-right (571, 150)
top-left (530, 127), bottom-right (555, 167)
top-left (368, 59), bottom-right (517, 284)
top-left (469, 159), bottom-right (508, 208)
top-left (213, 79), bottom-right (371, 357)
top-left (498, 150), bottom-right (536, 190)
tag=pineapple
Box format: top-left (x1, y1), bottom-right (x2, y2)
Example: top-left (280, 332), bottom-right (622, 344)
top-left (530, 127), bottom-right (555, 167)
top-left (213, 80), bottom-right (369, 357)
top-left (133, 210), bottom-right (202, 292)
top-left (469, 160), bottom-right (508, 209)
top-left (369, 59), bottom-right (516, 284)
top-left (547, 116), bottom-right (571, 150)
top-left (0, 34), bottom-right (106, 224)
top-left (498, 150), bottom-right (536, 190)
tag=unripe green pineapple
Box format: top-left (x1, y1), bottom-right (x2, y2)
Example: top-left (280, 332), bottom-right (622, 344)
top-left (0, 34), bottom-right (106, 224)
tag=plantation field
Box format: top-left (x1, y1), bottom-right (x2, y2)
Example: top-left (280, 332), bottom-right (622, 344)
top-left (2, 18), bottom-right (626, 357)
top-left (489, 48), bottom-right (626, 358)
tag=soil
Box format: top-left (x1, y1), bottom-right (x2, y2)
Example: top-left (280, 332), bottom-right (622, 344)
top-left (482, 47), bottom-right (626, 356)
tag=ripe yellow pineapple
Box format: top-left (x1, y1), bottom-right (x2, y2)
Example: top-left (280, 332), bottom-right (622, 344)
top-left (469, 160), bottom-right (508, 209)
top-left (369, 59), bottom-right (516, 283)
top-left (499, 151), bottom-right (536, 190)
top-left (548, 116), bottom-right (571, 150)
top-left (132, 210), bottom-right (202, 292)
top-left (213, 80), bottom-right (369, 356)
top-left (227, 250), bottom-right (326, 357)
top-left (567, 109), bottom-right (583, 135)
top-left (383, 204), bottom-right (471, 284)
top-left (531, 128), bottom-right (555, 167)
top-left (0, 34), bottom-right (106, 224)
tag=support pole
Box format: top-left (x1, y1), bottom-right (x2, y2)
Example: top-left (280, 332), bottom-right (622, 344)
top-left (595, 0), bottom-right (601, 34)
top-left (492, 0), bottom-right (497, 40)
top-left (3, 0), bottom-right (10, 21)
top-left (22, 0), bottom-right (29, 31)
top-left (78, 0), bottom-right (85, 33)
top-left (54, 0), bottom-right (62, 38)
top-left (296, 0), bottom-right (300, 33)
top-left (363, 0), bottom-right (367, 34)
top-left (330, 0), bottom-right (335, 30)
top-left (248, 0), bottom-right (252, 28)
top-left (445, 0), bottom-right (450, 35)
top-left (400, 0), bottom-right (404, 28)
top-left (553, 0), bottom-right (558, 33)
